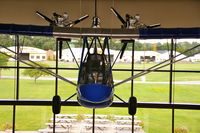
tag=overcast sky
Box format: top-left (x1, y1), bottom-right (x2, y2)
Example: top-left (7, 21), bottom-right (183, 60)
top-left (137, 39), bottom-right (200, 44)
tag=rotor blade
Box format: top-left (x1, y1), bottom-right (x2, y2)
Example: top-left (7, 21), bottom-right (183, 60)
top-left (110, 7), bottom-right (126, 26)
top-left (114, 44), bottom-right (200, 87)
top-left (0, 45), bottom-right (77, 86)
top-left (36, 11), bottom-right (54, 25)
top-left (146, 23), bottom-right (161, 28)
top-left (73, 15), bottom-right (89, 25)
top-left (65, 15), bottom-right (89, 27)
top-left (120, 43), bottom-right (128, 59)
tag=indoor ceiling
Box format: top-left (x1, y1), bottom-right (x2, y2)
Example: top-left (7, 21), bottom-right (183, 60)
top-left (0, 0), bottom-right (199, 28)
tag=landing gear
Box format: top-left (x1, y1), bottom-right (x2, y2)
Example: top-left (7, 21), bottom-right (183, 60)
top-left (128, 96), bottom-right (137, 115)
top-left (52, 95), bottom-right (61, 114)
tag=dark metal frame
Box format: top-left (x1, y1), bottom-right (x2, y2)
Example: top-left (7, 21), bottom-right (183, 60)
top-left (0, 36), bottom-right (200, 133)
top-left (0, 100), bottom-right (200, 110)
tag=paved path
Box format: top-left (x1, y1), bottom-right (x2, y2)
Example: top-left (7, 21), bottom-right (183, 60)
top-left (1, 76), bottom-right (200, 85)
top-left (0, 131), bottom-right (38, 133)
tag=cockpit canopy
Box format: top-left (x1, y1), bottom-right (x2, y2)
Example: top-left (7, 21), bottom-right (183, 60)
top-left (78, 53), bottom-right (113, 86)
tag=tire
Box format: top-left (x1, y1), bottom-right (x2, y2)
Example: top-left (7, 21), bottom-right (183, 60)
top-left (52, 95), bottom-right (61, 114)
top-left (128, 96), bottom-right (137, 115)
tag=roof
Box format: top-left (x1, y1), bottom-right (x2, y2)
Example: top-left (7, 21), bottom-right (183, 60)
top-left (0, 46), bottom-right (47, 54)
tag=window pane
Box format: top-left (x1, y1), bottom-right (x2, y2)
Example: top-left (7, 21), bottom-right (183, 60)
top-left (138, 109), bottom-right (172, 133)
top-left (19, 60), bottom-right (55, 99)
top-left (58, 80), bottom-right (77, 100)
top-left (114, 72), bottom-right (170, 102)
top-left (0, 106), bottom-right (13, 132)
top-left (175, 110), bottom-right (200, 133)
top-left (174, 72), bottom-right (200, 103)
top-left (16, 106), bottom-right (52, 131)
top-left (96, 108), bottom-right (172, 133)
top-left (0, 68), bottom-right (15, 99)
top-left (96, 108), bottom-right (139, 133)
top-left (19, 69), bottom-right (55, 99)
top-left (38, 106), bottom-right (92, 133)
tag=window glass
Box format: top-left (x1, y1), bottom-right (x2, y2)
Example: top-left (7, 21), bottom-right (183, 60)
top-left (0, 68), bottom-right (15, 99)
top-left (0, 35), bottom-right (15, 99)
top-left (19, 66), bottom-right (55, 99)
top-left (16, 106), bottom-right (52, 131)
top-left (138, 109), bottom-right (172, 133)
top-left (175, 110), bottom-right (200, 133)
top-left (0, 106), bottom-right (13, 132)
top-left (174, 72), bottom-right (200, 103)
top-left (96, 108), bottom-right (172, 133)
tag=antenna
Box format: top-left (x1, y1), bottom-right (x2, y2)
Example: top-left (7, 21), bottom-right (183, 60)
top-left (95, 0), bottom-right (97, 17)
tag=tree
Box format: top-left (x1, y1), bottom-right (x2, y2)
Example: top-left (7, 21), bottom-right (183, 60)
top-left (0, 35), bottom-right (14, 47)
top-left (0, 52), bottom-right (9, 78)
top-left (22, 62), bottom-right (51, 83)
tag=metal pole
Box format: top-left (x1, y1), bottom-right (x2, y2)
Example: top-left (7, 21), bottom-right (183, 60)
top-left (12, 35), bottom-right (20, 133)
top-left (131, 40), bottom-right (135, 133)
top-left (94, 0), bottom-right (97, 17)
top-left (53, 39), bottom-right (59, 133)
top-left (92, 109), bottom-right (95, 133)
top-left (170, 39), bottom-right (174, 133)
top-left (131, 40), bottom-right (135, 97)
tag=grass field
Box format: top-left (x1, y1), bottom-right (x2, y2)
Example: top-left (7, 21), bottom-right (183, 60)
top-left (0, 62), bottom-right (200, 132)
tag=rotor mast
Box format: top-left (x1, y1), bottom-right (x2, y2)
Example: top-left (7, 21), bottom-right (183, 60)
top-left (92, 0), bottom-right (100, 28)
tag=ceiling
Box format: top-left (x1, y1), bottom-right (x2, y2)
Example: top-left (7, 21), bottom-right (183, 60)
top-left (0, 0), bottom-right (199, 28)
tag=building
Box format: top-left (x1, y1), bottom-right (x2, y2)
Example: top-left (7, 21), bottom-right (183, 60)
top-left (0, 46), bottom-right (47, 61)
top-left (189, 53), bottom-right (200, 62)
top-left (58, 48), bottom-right (194, 63)
top-left (156, 50), bottom-right (189, 62)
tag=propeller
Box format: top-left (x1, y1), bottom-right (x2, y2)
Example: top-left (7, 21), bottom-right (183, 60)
top-left (36, 11), bottom-right (88, 27)
top-left (110, 7), bottom-right (126, 26)
top-left (111, 7), bottom-right (161, 29)
top-left (65, 14), bottom-right (89, 27)
top-left (36, 11), bottom-right (55, 26)
top-left (146, 23), bottom-right (161, 28)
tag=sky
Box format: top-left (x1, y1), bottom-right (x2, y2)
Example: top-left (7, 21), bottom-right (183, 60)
top-left (137, 39), bottom-right (200, 44)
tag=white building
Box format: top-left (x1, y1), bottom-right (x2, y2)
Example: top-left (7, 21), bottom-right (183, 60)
top-left (189, 54), bottom-right (200, 62)
top-left (54, 48), bottom-right (197, 63)
top-left (60, 48), bottom-right (85, 62)
top-left (0, 46), bottom-right (47, 61)
top-left (60, 48), bottom-right (117, 62)
top-left (120, 51), bottom-right (158, 63)
top-left (156, 50), bottom-right (189, 62)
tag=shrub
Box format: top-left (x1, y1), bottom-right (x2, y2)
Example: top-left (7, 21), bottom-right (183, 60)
top-left (2, 123), bottom-right (12, 131)
top-left (175, 126), bottom-right (189, 133)
top-left (106, 115), bottom-right (116, 121)
top-left (76, 114), bottom-right (85, 121)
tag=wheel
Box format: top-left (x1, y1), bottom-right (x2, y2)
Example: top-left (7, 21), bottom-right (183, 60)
top-left (128, 96), bottom-right (137, 115)
top-left (52, 95), bottom-right (61, 114)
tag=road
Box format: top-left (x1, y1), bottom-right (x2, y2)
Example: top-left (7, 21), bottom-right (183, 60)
top-left (1, 76), bottom-right (200, 85)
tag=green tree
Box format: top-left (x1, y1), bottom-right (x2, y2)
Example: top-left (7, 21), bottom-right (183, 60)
top-left (0, 52), bottom-right (9, 78)
top-left (0, 35), bottom-right (14, 47)
top-left (22, 62), bottom-right (51, 83)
